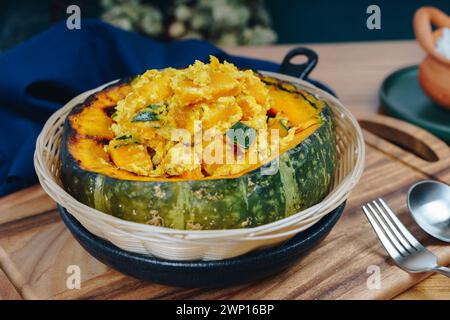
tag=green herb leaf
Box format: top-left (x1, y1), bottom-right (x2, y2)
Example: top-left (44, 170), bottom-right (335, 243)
top-left (116, 135), bottom-right (131, 140)
top-left (131, 111), bottom-right (159, 122)
top-left (227, 122), bottom-right (256, 149)
top-left (279, 119), bottom-right (289, 131)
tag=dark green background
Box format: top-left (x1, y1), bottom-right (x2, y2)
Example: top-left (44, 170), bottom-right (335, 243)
top-left (1, 0), bottom-right (450, 51)
top-left (267, 0), bottom-right (450, 43)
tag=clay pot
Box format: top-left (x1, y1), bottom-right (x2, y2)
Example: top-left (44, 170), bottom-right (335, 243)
top-left (414, 7), bottom-right (450, 110)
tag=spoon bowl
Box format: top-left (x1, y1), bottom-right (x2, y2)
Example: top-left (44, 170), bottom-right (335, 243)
top-left (408, 180), bottom-right (450, 242)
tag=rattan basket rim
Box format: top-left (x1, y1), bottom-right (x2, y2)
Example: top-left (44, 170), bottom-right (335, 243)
top-left (34, 71), bottom-right (365, 240)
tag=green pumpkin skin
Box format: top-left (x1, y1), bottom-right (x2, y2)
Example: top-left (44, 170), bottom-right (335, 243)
top-left (60, 79), bottom-right (336, 230)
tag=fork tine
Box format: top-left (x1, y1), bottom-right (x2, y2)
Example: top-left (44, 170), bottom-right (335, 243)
top-left (377, 198), bottom-right (424, 250)
top-left (366, 203), bottom-right (409, 256)
top-left (372, 199), bottom-right (416, 253)
top-left (362, 204), bottom-right (404, 259)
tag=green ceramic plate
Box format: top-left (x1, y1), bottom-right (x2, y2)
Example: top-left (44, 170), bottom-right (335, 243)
top-left (380, 65), bottom-right (450, 143)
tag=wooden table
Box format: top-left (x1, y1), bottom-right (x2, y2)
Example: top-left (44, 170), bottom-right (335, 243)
top-left (228, 40), bottom-right (450, 300)
top-left (0, 40), bottom-right (448, 300)
top-left (0, 268), bottom-right (21, 300)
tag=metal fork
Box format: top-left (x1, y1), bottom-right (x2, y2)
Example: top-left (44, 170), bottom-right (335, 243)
top-left (362, 198), bottom-right (450, 277)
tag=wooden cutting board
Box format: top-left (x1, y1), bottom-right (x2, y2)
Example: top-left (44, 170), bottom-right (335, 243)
top-left (0, 115), bottom-right (449, 300)
top-left (0, 268), bottom-right (21, 300)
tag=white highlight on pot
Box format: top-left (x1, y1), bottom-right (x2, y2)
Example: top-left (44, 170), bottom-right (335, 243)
top-left (436, 28), bottom-right (450, 60)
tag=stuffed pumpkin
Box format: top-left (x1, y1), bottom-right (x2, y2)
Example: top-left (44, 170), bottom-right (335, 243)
top-left (60, 57), bottom-right (336, 230)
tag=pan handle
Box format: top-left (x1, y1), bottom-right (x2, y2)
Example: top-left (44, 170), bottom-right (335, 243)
top-left (279, 47), bottom-right (318, 80)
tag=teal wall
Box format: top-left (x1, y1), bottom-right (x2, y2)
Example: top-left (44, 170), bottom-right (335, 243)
top-left (267, 0), bottom-right (450, 43)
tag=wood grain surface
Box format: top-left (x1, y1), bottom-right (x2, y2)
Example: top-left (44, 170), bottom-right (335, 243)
top-left (0, 268), bottom-right (21, 300)
top-left (0, 114), bottom-right (448, 300)
top-left (0, 41), bottom-right (449, 300)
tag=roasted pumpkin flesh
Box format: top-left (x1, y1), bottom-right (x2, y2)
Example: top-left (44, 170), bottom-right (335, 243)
top-left (68, 56), bottom-right (325, 181)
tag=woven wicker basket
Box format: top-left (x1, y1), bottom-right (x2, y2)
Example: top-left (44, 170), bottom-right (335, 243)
top-left (34, 71), bottom-right (365, 261)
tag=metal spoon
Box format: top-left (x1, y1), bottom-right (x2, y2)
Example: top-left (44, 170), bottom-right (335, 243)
top-left (408, 180), bottom-right (450, 242)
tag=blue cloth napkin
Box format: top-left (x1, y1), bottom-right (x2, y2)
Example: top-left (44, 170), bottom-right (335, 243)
top-left (0, 19), bottom-right (279, 197)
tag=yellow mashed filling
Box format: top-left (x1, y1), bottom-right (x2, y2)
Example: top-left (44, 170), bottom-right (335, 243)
top-left (104, 56), bottom-right (321, 179)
